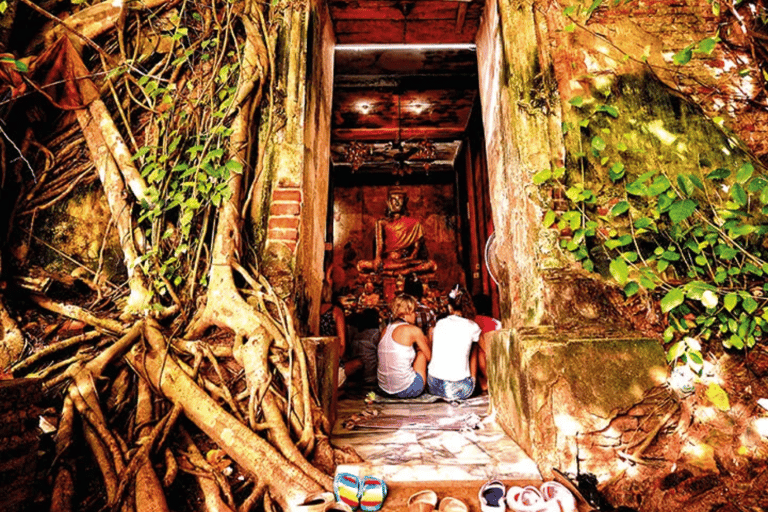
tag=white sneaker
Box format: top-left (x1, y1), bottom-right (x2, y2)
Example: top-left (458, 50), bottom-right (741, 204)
top-left (478, 479), bottom-right (506, 512)
top-left (540, 481), bottom-right (577, 512)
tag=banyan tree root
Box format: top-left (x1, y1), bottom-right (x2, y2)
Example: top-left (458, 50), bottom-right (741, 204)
top-left (0, 297), bottom-right (26, 371)
top-left (125, 320), bottom-right (324, 509)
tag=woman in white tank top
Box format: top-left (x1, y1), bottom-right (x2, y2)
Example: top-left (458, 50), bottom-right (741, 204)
top-left (376, 294), bottom-right (432, 398)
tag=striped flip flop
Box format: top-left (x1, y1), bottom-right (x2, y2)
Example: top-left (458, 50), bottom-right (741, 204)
top-left (359, 475), bottom-right (387, 512)
top-left (334, 473), bottom-right (361, 510)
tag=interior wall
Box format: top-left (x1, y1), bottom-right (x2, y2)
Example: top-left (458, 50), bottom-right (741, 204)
top-left (329, 182), bottom-right (463, 296)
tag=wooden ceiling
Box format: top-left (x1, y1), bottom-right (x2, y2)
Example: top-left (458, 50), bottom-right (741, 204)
top-left (328, 0), bottom-right (484, 178)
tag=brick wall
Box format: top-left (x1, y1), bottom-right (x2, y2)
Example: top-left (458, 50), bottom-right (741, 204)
top-left (266, 186), bottom-right (302, 253)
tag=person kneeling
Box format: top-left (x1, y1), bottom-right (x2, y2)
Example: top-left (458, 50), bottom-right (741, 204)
top-left (427, 285), bottom-right (481, 401)
top-left (377, 294), bottom-right (431, 398)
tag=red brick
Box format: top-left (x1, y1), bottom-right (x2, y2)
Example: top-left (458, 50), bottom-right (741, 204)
top-left (272, 188), bottom-right (302, 202)
top-left (270, 202), bottom-right (301, 216)
top-left (268, 230), bottom-right (299, 248)
top-left (268, 216), bottom-right (300, 231)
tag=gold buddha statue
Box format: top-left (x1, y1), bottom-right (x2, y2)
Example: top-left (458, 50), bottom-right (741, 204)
top-left (356, 188), bottom-right (438, 277)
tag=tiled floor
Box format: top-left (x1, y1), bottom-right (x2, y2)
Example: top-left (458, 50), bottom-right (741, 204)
top-left (331, 388), bottom-right (541, 483)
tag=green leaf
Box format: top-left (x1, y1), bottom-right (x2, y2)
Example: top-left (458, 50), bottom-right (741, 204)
top-left (634, 217), bottom-right (654, 229)
top-left (743, 296), bottom-right (758, 314)
top-left (724, 293), bottom-right (739, 312)
top-left (591, 136), bottom-right (606, 151)
top-left (543, 210), bottom-right (556, 228)
top-left (697, 37), bottom-right (717, 55)
top-left (689, 174), bottom-right (704, 190)
top-left (624, 281), bottom-right (639, 297)
top-left (611, 201), bottom-right (630, 216)
top-left (669, 199), bottom-right (697, 224)
top-left (564, 23), bottom-right (576, 32)
top-left (609, 162), bottom-right (625, 181)
top-left (533, 168), bottom-right (552, 185)
top-left (677, 175), bottom-right (695, 197)
top-left (673, 47), bottom-right (693, 66)
top-left (569, 96), bottom-right (584, 107)
top-left (661, 287), bottom-right (685, 313)
top-left (610, 258), bottom-right (629, 285)
top-left (667, 341), bottom-right (685, 362)
top-left (707, 168), bottom-right (731, 180)
top-left (705, 382), bottom-right (730, 411)
top-left (586, 0), bottom-right (603, 14)
top-left (731, 183), bottom-right (747, 206)
top-left (648, 176), bottom-right (671, 196)
top-left (597, 105), bottom-right (619, 117)
top-left (735, 162), bottom-right (754, 184)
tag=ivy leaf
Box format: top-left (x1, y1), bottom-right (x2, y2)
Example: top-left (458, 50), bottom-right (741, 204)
top-left (611, 201), bottom-right (630, 216)
top-left (609, 162), bottom-right (625, 181)
top-left (673, 47), bottom-right (693, 66)
top-left (624, 281), bottom-right (639, 297)
top-left (533, 168), bottom-right (552, 185)
top-left (688, 174), bottom-right (704, 190)
top-left (724, 292), bottom-right (739, 312)
top-left (731, 183), bottom-right (747, 206)
top-left (697, 37), bottom-right (717, 55)
top-left (735, 162), bottom-right (754, 184)
top-left (648, 175), bottom-right (671, 196)
top-left (597, 105), bottom-right (619, 117)
top-left (543, 210), bottom-right (556, 228)
top-left (591, 136), bottom-right (606, 151)
top-left (661, 287), bottom-right (685, 313)
top-left (610, 258), bottom-right (629, 285)
top-left (669, 199), bottom-right (697, 224)
top-left (677, 175), bottom-right (695, 197)
top-left (743, 296), bottom-right (759, 314)
top-left (707, 168), bottom-right (731, 180)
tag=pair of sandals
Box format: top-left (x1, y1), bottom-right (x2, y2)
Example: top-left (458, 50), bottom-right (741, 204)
top-left (408, 490), bottom-right (469, 512)
top-left (334, 473), bottom-right (388, 512)
top-left (478, 480), bottom-right (577, 512)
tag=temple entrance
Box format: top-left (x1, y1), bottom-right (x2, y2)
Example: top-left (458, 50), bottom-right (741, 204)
top-left (325, 44), bottom-right (498, 319)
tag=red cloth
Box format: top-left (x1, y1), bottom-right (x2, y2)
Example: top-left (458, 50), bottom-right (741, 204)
top-left (474, 314), bottom-right (500, 334)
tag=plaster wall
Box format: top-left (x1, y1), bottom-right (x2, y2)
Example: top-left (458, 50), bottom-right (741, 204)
top-left (475, 0), bottom-right (565, 327)
top-left (256, 2), bottom-right (335, 334)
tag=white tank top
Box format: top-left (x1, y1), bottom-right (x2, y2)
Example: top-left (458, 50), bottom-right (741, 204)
top-left (377, 321), bottom-right (417, 394)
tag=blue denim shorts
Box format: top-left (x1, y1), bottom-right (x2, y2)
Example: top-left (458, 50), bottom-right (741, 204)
top-left (391, 373), bottom-right (425, 398)
top-left (427, 374), bottom-right (475, 401)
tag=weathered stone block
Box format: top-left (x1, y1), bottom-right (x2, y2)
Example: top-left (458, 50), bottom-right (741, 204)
top-left (487, 328), bottom-right (668, 479)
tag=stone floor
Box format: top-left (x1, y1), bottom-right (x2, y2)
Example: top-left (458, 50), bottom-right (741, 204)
top-left (331, 386), bottom-right (541, 484)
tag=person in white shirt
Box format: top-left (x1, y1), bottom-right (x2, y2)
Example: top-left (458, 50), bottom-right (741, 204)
top-left (427, 285), bottom-right (481, 401)
top-left (377, 294), bottom-right (432, 398)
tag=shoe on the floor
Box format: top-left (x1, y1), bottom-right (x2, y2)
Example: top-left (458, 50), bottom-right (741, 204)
top-left (359, 475), bottom-right (387, 512)
top-left (505, 485), bottom-right (545, 512)
top-left (540, 481), bottom-right (577, 512)
top-left (334, 473), bottom-right (361, 510)
top-left (295, 492), bottom-right (335, 512)
top-left (438, 497), bottom-right (469, 512)
top-left (407, 490), bottom-right (438, 512)
top-left (478, 479), bottom-right (506, 512)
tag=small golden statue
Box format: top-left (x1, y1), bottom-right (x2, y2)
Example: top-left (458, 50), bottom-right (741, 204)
top-left (356, 188), bottom-right (438, 277)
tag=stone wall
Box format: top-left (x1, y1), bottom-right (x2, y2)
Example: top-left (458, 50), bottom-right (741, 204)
top-left (549, 0), bottom-right (768, 162)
